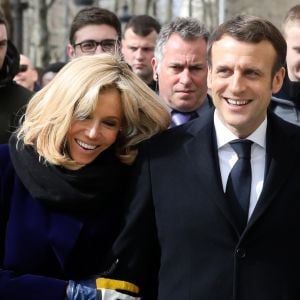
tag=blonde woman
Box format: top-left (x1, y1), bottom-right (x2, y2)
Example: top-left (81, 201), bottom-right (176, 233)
top-left (0, 53), bottom-right (170, 300)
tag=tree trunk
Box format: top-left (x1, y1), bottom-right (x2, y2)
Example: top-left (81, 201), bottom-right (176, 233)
top-left (166, 0), bottom-right (173, 22)
top-left (29, 0), bottom-right (55, 67)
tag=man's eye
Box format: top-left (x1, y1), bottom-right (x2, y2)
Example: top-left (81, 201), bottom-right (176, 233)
top-left (142, 47), bottom-right (154, 52)
top-left (170, 66), bottom-right (182, 72)
top-left (216, 68), bottom-right (230, 76)
top-left (103, 41), bottom-right (115, 47)
top-left (190, 66), bottom-right (204, 71)
top-left (129, 47), bottom-right (138, 51)
top-left (82, 42), bottom-right (95, 50)
top-left (0, 41), bottom-right (7, 48)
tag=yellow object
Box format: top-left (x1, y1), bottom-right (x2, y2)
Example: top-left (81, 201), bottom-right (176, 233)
top-left (96, 278), bottom-right (140, 294)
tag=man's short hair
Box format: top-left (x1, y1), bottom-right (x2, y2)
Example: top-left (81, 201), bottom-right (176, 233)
top-left (123, 15), bottom-right (161, 37)
top-left (154, 17), bottom-right (209, 65)
top-left (282, 5), bottom-right (300, 33)
top-left (207, 14), bottom-right (286, 76)
top-left (69, 7), bottom-right (122, 45)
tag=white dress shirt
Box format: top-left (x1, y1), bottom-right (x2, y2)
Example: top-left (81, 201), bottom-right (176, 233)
top-left (214, 111), bottom-right (266, 220)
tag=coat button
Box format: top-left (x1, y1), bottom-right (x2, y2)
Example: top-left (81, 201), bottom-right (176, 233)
top-left (235, 248), bottom-right (246, 258)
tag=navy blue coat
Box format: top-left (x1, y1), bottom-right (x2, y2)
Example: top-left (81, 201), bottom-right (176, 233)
top-left (0, 144), bottom-right (124, 299)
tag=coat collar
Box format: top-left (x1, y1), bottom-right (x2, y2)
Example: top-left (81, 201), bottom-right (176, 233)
top-left (182, 110), bottom-right (243, 235)
top-left (247, 112), bottom-right (300, 228)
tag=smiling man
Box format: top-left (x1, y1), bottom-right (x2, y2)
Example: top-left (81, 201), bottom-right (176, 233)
top-left (104, 15), bottom-right (300, 300)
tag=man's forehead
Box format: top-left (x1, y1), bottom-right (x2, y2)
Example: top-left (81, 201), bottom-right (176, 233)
top-left (74, 24), bottom-right (118, 42)
top-left (125, 38), bottom-right (156, 48)
top-left (124, 28), bottom-right (157, 42)
top-left (163, 52), bottom-right (205, 65)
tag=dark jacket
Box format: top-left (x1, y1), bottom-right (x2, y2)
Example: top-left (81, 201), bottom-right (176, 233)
top-left (0, 144), bottom-right (127, 299)
top-left (270, 69), bottom-right (300, 126)
top-left (0, 41), bottom-right (33, 143)
top-left (113, 109), bottom-right (300, 300)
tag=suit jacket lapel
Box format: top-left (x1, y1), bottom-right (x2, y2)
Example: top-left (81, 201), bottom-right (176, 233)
top-left (183, 111), bottom-right (242, 234)
top-left (248, 113), bottom-right (298, 227)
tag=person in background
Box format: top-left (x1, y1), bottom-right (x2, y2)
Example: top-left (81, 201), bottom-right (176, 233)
top-left (271, 4), bottom-right (300, 125)
top-left (13, 54), bottom-right (40, 91)
top-left (122, 15), bottom-right (161, 91)
top-left (0, 53), bottom-right (169, 300)
top-left (152, 17), bottom-right (213, 127)
top-left (67, 7), bottom-right (121, 59)
top-left (0, 13), bottom-right (33, 144)
top-left (100, 15), bottom-right (300, 300)
top-left (41, 61), bottom-right (66, 87)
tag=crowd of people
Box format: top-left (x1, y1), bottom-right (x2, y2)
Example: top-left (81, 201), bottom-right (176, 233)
top-left (1, 4), bottom-right (300, 300)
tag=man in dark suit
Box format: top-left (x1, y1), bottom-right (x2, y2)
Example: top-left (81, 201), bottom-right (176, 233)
top-left (100, 15), bottom-right (300, 300)
top-left (152, 17), bottom-right (212, 127)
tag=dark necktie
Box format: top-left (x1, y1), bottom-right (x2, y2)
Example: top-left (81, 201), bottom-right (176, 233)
top-left (226, 139), bottom-right (253, 228)
top-left (171, 111), bottom-right (197, 127)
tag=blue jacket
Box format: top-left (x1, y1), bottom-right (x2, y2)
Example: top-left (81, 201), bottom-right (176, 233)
top-left (0, 144), bottom-right (124, 299)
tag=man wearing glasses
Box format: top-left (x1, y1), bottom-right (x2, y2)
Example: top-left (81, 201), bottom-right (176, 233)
top-left (67, 7), bottom-right (122, 59)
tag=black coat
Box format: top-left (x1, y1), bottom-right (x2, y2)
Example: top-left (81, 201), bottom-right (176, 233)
top-left (0, 41), bottom-right (33, 143)
top-left (114, 109), bottom-right (300, 300)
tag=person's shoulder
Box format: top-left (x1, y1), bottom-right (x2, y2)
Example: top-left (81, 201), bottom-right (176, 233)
top-left (269, 110), bottom-right (300, 137)
top-left (0, 82), bottom-right (33, 105)
top-left (144, 110), bottom-right (213, 150)
top-left (3, 81), bottom-right (34, 97)
top-left (270, 96), bottom-right (295, 108)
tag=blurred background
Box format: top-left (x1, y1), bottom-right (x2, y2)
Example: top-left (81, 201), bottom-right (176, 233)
top-left (0, 0), bottom-right (299, 69)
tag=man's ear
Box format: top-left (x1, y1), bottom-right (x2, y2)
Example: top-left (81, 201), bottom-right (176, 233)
top-left (151, 57), bottom-right (158, 81)
top-left (272, 66), bottom-right (285, 94)
top-left (67, 44), bottom-right (76, 59)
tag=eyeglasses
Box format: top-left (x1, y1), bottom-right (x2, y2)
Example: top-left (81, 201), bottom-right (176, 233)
top-left (73, 39), bottom-right (118, 53)
top-left (19, 64), bottom-right (29, 73)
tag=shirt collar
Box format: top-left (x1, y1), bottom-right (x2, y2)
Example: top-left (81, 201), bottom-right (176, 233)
top-left (214, 110), bottom-right (267, 150)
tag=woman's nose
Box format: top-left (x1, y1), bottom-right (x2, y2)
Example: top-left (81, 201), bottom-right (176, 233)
top-left (86, 122), bottom-right (100, 139)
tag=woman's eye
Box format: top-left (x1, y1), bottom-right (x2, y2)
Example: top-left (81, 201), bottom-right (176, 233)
top-left (103, 121), bottom-right (117, 127)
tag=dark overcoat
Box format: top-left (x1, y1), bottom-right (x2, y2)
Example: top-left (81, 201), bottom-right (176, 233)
top-left (114, 109), bottom-right (300, 300)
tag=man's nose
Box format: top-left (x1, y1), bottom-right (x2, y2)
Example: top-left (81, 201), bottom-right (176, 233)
top-left (229, 73), bottom-right (246, 94)
top-left (94, 44), bottom-right (105, 54)
top-left (179, 69), bottom-right (192, 85)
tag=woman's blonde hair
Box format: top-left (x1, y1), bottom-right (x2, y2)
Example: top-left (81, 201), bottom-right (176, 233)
top-left (17, 54), bottom-right (170, 169)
